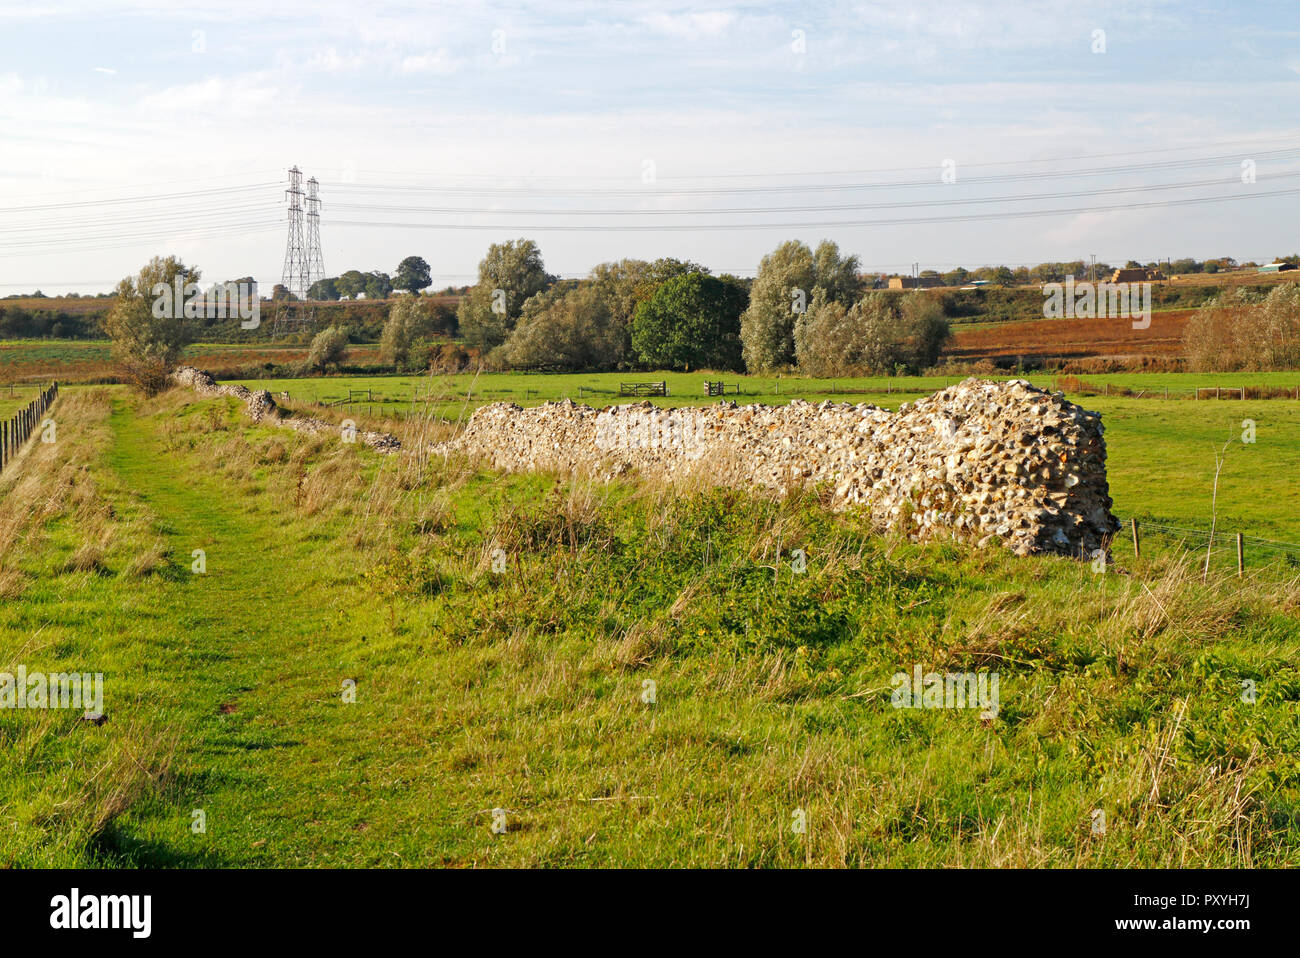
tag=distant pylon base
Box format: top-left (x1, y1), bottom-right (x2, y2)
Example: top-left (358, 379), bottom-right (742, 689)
top-left (271, 302), bottom-right (317, 336)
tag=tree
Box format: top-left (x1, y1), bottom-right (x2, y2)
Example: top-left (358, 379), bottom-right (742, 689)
top-left (364, 271), bottom-right (393, 300)
top-left (305, 325), bottom-right (350, 372)
top-left (740, 239), bottom-right (859, 372)
top-left (307, 277), bottom-right (340, 300)
top-left (336, 270), bottom-right (367, 299)
top-left (812, 240), bottom-right (862, 303)
top-left (381, 299), bottom-right (417, 368)
top-left (631, 272), bottom-right (748, 371)
top-left (901, 294), bottom-right (951, 370)
top-left (793, 291), bottom-right (949, 376)
top-left (104, 255), bottom-right (196, 394)
top-left (271, 283), bottom-right (295, 301)
top-left (582, 257), bottom-right (711, 367)
top-left (629, 257), bottom-right (711, 304)
top-left (394, 256), bottom-right (433, 295)
top-left (457, 239), bottom-right (554, 351)
top-left (503, 283), bottom-right (619, 370)
top-left (582, 260), bottom-right (647, 367)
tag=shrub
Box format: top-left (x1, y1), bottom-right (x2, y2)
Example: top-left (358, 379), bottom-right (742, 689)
top-left (1184, 285), bottom-right (1300, 371)
top-left (304, 325), bottom-right (351, 372)
top-left (381, 300), bottom-right (416, 369)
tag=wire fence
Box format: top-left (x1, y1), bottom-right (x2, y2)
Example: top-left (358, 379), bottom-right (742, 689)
top-left (0, 381), bottom-right (58, 475)
top-left (1116, 513), bottom-right (1300, 570)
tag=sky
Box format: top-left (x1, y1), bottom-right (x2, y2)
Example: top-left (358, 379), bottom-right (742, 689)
top-left (2, 0), bottom-right (1299, 293)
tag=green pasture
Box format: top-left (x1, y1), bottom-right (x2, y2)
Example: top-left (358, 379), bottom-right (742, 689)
top-left (1, 387), bottom-right (1296, 867)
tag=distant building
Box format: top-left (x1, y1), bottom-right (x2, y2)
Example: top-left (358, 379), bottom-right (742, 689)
top-left (888, 276), bottom-right (944, 289)
top-left (1257, 262), bottom-right (1298, 274)
top-left (1109, 267), bottom-right (1165, 283)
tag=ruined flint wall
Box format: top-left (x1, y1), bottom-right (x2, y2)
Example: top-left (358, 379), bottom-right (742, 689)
top-left (170, 366), bottom-right (400, 453)
top-left (440, 377), bottom-right (1119, 557)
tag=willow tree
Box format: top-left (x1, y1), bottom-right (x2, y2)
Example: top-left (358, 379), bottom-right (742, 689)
top-left (103, 255), bottom-right (196, 394)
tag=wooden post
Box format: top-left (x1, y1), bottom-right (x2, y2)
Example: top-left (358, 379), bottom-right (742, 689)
top-left (1236, 533), bottom-right (1244, 577)
top-left (1131, 517), bottom-right (1140, 559)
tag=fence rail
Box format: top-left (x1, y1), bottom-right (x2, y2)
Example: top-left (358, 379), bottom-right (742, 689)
top-left (0, 382), bottom-right (59, 475)
top-left (619, 381), bottom-right (668, 397)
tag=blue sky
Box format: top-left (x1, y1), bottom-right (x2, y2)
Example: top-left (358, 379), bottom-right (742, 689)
top-left (2, 0), bottom-right (1299, 292)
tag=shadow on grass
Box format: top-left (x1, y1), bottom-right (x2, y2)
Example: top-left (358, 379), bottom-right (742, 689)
top-left (91, 823), bottom-right (230, 868)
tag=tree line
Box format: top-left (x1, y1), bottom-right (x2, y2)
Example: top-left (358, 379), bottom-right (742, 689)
top-left (298, 256), bottom-right (463, 301)
top-left (452, 238), bottom-right (950, 375)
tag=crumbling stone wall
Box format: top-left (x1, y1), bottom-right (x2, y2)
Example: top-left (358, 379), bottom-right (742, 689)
top-left (439, 378), bottom-right (1119, 557)
top-left (170, 366), bottom-right (400, 453)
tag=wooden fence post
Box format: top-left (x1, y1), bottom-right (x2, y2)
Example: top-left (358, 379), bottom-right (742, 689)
top-left (1236, 533), bottom-right (1244, 577)
top-left (1131, 517), bottom-right (1140, 559)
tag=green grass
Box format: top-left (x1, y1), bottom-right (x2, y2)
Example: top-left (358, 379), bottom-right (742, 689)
top-left (0, 387), bottom-right (44, 419)
top-left (231, 368), bottom-right (1300, 413)
top-left (234, 371), bottom-right (1300, 544)
top-left (0, 386), bottom-right (1297, 867)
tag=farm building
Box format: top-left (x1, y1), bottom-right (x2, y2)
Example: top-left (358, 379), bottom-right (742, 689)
top-left (1257, 262), bottom-right (1297, 274)
top-left (888, 276), bottom-right (945, 289)
top-left (1109, 267), bottom-right (1166, 283)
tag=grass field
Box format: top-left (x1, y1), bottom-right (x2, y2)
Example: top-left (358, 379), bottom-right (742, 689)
top-left (0, 386), bottom-right (45, 420)
top-left (0, 340), bottom-right (387, 384)
top-left (1, 385), bottom-right (1297, 867)
top-left (224, 370), bottom-right (1300, 546)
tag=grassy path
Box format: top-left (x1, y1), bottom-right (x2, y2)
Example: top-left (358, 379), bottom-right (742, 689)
top-left (98, 399), bottom-right (385, 865)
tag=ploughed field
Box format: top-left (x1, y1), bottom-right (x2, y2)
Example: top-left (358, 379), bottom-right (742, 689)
top-left (948, 310), bottom-right (1193, 363)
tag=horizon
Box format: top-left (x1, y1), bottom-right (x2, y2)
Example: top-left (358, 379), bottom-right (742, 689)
top-left (3, 1), bottom-right (1299, 294)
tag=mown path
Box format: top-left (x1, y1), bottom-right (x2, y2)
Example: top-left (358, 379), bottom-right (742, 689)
top-left (100, 400), bottom-right (384, 865)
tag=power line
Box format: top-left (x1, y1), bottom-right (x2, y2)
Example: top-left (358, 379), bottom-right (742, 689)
top-left (0, 221), bottom-right (283, 257)
top-left (0, 206), bottom-right (283, 237)
top-left (329, 183), bottom-right (1300, 233)
top-left (310, 133), bottom-right (1300, 182)
top-left (325, 169), bottom-right (1300, 218)
top-left (0, 169), bottom-right (283, 201)
top-left (0, 182), bottom-right (280, 215)
top-left (322, 147), bottom-right (1300, 197)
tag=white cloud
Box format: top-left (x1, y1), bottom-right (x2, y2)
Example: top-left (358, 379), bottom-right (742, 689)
top-left (304, 48), bottom-right (367, 73)
top-left (638, 11), bottom-right (737, 40)
top-left (398, 49), bottom-right (459, 75)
